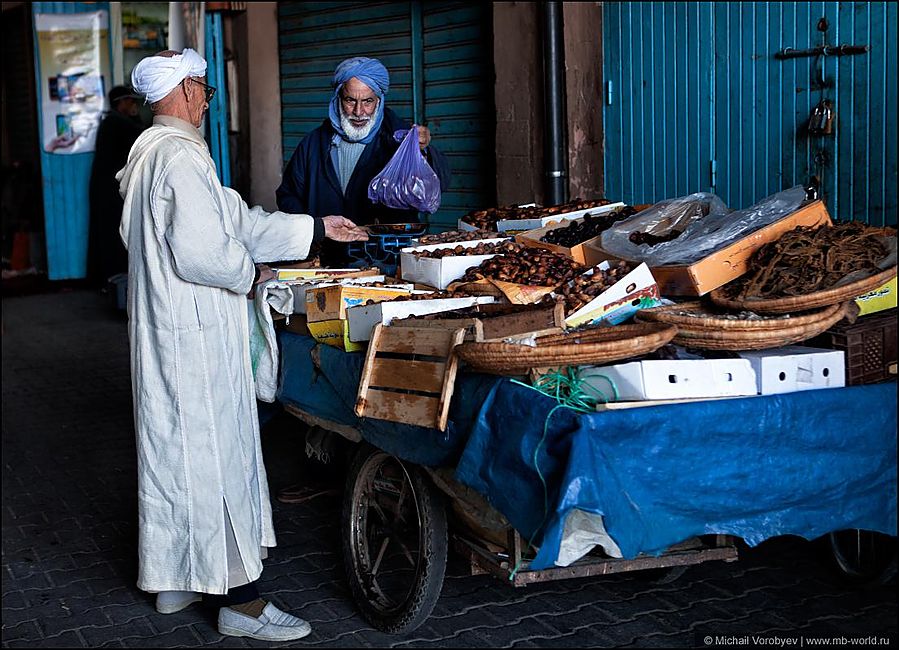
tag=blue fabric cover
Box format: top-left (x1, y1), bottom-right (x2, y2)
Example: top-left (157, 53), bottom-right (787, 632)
top-left (454, 379), bottom-right (898, 569)
top-left (277, 331), bottom-right (897, 569)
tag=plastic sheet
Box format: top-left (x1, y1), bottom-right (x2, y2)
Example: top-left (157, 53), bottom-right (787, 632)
top-left (367, 126), bottom-right (442, 213)
top-left (454, 380), bottom-right (897, 569)
top-left (600, 186), bottom-right (808, 266)
top-left (600, 192), bottom-right (728, 263)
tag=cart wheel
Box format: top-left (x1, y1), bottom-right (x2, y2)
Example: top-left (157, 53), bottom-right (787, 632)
top-left (341, 444), bottom-right (447, 634)
top-left (827, 530), bottom-right (897, 587)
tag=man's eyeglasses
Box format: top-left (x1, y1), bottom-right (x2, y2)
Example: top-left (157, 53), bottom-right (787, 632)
top-left (339, 93), bottom-right (378, 111)
top-left (190, 78), bottom-right (216, 103)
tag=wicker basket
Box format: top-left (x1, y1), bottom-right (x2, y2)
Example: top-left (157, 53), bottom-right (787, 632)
top-left (709, 266), bottom-right (897, 314)
top-left (636, 301), bottom-right (843, 331)
top-left (454, 322), bottom-right (677, 375)
top-left (664, 302), bottom-right (855, 351)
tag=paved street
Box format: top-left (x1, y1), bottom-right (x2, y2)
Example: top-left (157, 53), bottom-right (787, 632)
top-left (2, 289), bottom-right (896, 648)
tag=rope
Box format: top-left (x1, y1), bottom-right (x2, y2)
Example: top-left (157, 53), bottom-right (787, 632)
top-left (505, 367), bottom-right (618, 580)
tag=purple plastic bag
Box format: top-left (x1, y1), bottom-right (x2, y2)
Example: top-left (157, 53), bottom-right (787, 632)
top-left (367, 125), bottom-right (441, 213)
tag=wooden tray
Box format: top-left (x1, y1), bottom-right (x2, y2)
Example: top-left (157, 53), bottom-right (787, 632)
top-left (391, 301), bottom-right (565, 342)
top-left (454, 322), bottom-right (677, 376)
top-left (709, 266), bottom-right (897, 314)
top-left (636, 301), bottom-right (844, 331)
top-left (666, 301), bottom-right (856, 351)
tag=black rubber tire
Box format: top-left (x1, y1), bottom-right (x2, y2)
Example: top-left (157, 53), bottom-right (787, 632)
top-left (340, 443), bottom-right (448, 634)
top-left (827, 529), bottom-right (898, 587)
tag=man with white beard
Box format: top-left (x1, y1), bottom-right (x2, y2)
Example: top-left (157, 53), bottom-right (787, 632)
top-left (276, 56), bottom-right (451, 265)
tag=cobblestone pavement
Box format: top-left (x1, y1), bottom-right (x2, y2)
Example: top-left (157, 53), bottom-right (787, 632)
top-left (3, 290), bottom-right (897, 648)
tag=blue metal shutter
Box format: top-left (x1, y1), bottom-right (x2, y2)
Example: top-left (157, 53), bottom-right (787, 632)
top-left (421, 1), bottom-right (495, 228)
top-left (603, 1), bottom-right (897, 225)
top-left (278, 1), bottom-right (494, 230)
top-left (31, 2), bottom-right (112, 280)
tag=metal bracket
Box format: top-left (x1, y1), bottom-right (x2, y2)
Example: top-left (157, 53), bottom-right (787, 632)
top-left (775, 44), bottom-right (869, 60)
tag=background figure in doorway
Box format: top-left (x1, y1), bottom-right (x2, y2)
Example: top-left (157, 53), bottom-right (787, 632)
top-left (88, 85), bottom-right (145, 287)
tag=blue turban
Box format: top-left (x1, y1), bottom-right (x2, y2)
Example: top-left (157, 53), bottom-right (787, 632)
top-left (329, 57), bottom-right (390, 145)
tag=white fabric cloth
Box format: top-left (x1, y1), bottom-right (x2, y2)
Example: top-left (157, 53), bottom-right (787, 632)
top-left (249, 280), bottom-right (294, 403)
top-left (131, 47), bottom-right (207, 104)
top-left (116, 114), bottom-right (317, 594)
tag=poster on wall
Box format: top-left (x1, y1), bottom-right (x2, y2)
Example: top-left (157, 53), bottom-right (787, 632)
top-left (35, 11), bottom-right (111, 155)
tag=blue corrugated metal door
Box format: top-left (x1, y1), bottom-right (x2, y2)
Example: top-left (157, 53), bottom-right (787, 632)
top-left (603, 1), bottom-right (897, 225)
top-left (278, 1), bottom-right (494, 230)
top-left (32, 2), bottom-right (112, 280)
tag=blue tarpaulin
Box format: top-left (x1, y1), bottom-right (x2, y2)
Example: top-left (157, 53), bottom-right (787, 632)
top-left (277, 331), bottom-right (898, 569)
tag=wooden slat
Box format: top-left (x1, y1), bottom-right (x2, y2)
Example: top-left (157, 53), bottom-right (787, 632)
top-left (361, 389), bottom-right (439, 429)
top-left (369, 358), bottom-right (446, 393)
top-left (355, 324), bottom-right (384, 417)
top-left (374, 325), bottom-right (455, 356)
top-left (436, 328), bottom-right (467, 431)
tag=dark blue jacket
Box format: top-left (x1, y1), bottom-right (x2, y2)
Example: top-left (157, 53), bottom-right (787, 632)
top-left (276, 107), bottom-right (451, 228)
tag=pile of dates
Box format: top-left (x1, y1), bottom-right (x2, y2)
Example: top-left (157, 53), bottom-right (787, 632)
top-left (551, 260), bottom-right (636, 313)
top-left (418, 229), bottom-right (500, 245)
top-left (412, 240), bottom-right (516, 259)
top-left (461, 198), bottom-right (613, 229)
top-left (540, 211), bottom-right (622, 247)
top-left (461, 245), bottom-right (586, 287)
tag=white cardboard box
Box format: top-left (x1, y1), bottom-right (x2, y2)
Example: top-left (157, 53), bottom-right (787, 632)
top-left (563, 262), bottom-right (662, 327)
top-left (399, 238), bottom-right (510, 290)
top-left (285, 276), bottom-right (414, 315)
top-left (346, 296), bottom-right (497, 342)
top-left (458, 202), bottom-right (626, 234)
top-left (738, 346), bottom-right (846, 395)
top-left (579, 358), bottom-right (758, 402)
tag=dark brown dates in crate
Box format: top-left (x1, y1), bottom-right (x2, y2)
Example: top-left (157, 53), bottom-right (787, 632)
top-left (540, 211), bottom-right (621, 247)
top-left (554, 260), bottom-right (636, 314)
top-left (461, 245), bottom-right (586, 287)
top-left (418, 229), bottom-right (500, 245)
top-left (461, 198), bottom-right (613, 229)
top-left (412, 240), bottom-right (517, 259)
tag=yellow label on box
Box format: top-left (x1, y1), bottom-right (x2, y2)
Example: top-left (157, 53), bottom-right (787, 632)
top-left (306, 319), bottom-right (365, 352)
top-left (305, 285), bottom-right (412, 322)
top-left (855, 276), bottom-right (897, 316)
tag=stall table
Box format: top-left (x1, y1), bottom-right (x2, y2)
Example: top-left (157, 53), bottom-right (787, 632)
top-left (276, 329), bottom-right (897, 633)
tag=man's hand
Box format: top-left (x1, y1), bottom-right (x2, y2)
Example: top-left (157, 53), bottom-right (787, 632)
top-left (322, 215), bottom-right (369, 242)
top-left (247, 263), bottom-right (276, 299)
top-left (418, 125), bottom-right (431, 150)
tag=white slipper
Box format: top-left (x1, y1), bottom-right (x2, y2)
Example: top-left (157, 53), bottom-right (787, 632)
top-left (155, 590), bottom-right (202, 614)
top-left (218, 602), bottom-right (312, 641)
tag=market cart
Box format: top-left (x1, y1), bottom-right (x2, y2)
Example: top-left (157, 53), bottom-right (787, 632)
top-left (274, 328), bottom-right (898, 634)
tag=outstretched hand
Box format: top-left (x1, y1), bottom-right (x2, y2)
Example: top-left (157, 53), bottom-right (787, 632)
top-left (322, 215), bottom-right (369, 242)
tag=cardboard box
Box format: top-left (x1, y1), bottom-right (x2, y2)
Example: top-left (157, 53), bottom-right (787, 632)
top-left (855, 276), bottom-right (897, 316)
top-left (273, 267), bottom-right (379, 282)
top-left (346, 296), bottom-right (497, 342)
top-left (286, 276), bottom-right (413, 315)
top-left (305, 285), bottom-right (414, 322)
top-left (583, 200), bottom-right (833, 297)
top-left (399, 238), bottom-right (510, 290)
top-left (306, 319), bottom-right (365, 352)
top-left (563, 262), bottom-right (663, 328)
top-left (579, 358), bottom-right (758, 401)
top-left (738, 345), bottom-right (845, 395)
top-left (515, 205), bottom-right (638, 265)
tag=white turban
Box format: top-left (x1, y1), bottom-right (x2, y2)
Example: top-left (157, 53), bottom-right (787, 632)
top-left (131, 48), bottom-right (207, 104)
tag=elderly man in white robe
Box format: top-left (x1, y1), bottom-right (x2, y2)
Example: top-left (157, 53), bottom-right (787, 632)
top-left (117, 48), bottom-right (367, 642)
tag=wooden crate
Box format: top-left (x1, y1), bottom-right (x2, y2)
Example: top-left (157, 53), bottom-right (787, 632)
top-left (391, 301), bottom-right (565, 342)
top-left (355, 324), bottom-right (466, 431)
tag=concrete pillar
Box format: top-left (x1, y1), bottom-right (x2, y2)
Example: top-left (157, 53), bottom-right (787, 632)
top-left (245, 2), bottom-right (282, 211)
top-left (493, 2), bottom-right (544, 206)
top-left (563, 2), bottom-right (604, 200)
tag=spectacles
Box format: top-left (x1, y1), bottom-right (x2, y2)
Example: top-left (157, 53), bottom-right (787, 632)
top-left (190, 78), bottom-right (216, 103)
top-left (339, 93), bottom-right (378, 110)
